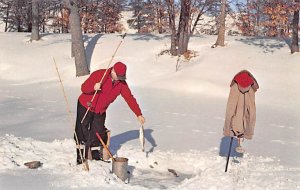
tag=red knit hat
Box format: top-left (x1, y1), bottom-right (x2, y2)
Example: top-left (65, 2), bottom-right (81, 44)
top-left (113, 62), bottom-right (127, 80)
top-left (234, 71), bottom-right (254, 88)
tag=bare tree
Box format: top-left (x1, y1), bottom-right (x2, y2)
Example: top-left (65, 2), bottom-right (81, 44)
top-left (234, 0), bottom-right (249, 35)
top-left (155, 0), bottom-right (166, 33)
top-left (31, 0), bottom-right (39, 41)
top-left (165, 0), bottom-right (178, 55)
top-left (0, 0), bottom-right (12, 32)
top-left (60, 3), bottom-right (69, 33)
top-left (212, 0), bottom-right (226, 47)
top-left (132, 0), bottom-right (143, 32)
top-left (64, 0), bottom-right (89, 77)
top-left (291, 0), bottom-right (299, 54)
top-left (191, 0), bottom-right (215, 34)
top-left (178, 0), bottom-right (191, 54)
top-left (134, 0), bottom-right (168, 33)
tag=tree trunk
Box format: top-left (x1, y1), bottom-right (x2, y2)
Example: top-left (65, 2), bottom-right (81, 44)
top-left (166, 0), bottom-right (177, 56)
top-left (61, 4), bottom-right (64, 33)
top-left (157, 0), bottom-right (164, 34)
top-left (136, 0), bottom-right (142, 33)
top-left (17, 16), bottom-right (22, 32)
top-left (65, 0), bottom-right (90, 77)
top-left (42, 18), bottom-right (46, 33)
top-left (16, 2), bottom-right (23, 32)
top-left (31, 0), bottom-right (40, 41)
top-left (178, 0), bottom-right (191, 55)
top-left (26, 6), bottom-right (33, 32)
top-left (213, 0), bottom-right (226, 47)
top-left (157, 7), bottom-right (163, 34)
top-left (191, 11), bottom-right (203, 34)
top-left (60, 4), bottom-right (69, 33)
top-left (291, 1), bottom-right (299, 54)
top-left (83, 4), bottom-right (88, 33)
top-left (5, 3), bottom-right (10, 32)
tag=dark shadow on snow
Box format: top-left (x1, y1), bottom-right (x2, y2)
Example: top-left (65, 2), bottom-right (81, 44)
top-left (25, 33), bottom-right (72, 46)
top-left (127, 165), bottom-right (135, 183)
top-left (282, 36), bottom-right (292, 50)
top-left (125, 33), bottom-right (169, 41)
top-left (110, 129), bottom-right (157, 156)
top-left (83, 34), bottom-right (103, 70)
top-left (26, 33), bottom-right (52, 39)
top-left (235, 36), bottom-right (287, 53)
top-left (219, 136), bottom-right (243, 158)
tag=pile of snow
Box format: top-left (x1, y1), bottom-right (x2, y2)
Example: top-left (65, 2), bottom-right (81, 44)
top-left (0, 32), bottom-right (299, 189)
top-left (1, 134), bottom-right (299, 189)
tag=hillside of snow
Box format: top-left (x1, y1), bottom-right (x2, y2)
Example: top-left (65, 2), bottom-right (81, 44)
top-left (0, 32), bottom-right (299, 189)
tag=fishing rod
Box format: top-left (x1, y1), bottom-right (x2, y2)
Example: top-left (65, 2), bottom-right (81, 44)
top-left (53, 57), bottom-right (89, 171)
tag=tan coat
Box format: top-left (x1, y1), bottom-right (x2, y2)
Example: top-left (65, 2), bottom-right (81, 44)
top-left (223, 71), bottom-right (259, 140)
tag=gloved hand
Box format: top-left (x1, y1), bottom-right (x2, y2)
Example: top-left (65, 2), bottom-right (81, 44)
top-left (137, 115), bottom-right (145, 125)
top-left (94, 82), bottom-right (101, 91)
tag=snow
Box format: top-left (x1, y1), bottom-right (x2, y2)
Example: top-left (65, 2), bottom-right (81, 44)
top-left (0, 21), bottom-right (4, 32)
top-left (0, 32), bottom-right (300, 189)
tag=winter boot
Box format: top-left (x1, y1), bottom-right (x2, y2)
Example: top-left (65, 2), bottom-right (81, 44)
top-left (235, 146), bottom-right (245, 153)
top-left (76, 144), bottom-right (86, 165)
top-left (91, 146), bottom-right (104, 161)
top-left (235, 137), bottom-right (245, 153)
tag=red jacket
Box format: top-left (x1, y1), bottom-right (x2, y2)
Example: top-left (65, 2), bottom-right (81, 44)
top-left (78, 68), bottom-right (142, 116)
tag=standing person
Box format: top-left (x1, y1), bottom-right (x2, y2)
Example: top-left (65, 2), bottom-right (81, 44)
top-left (75, 62), bottom-right (145, 164)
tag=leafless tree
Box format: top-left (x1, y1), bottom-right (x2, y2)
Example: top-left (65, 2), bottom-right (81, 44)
top-left (31, 0), bottom-right (39, 41)
top-left (291, 0), bottom-right (299, 54)
top-left (177, 0), bottom-right (191, 54)
top-left (212, 0), bottom-right (226, 47)
top-left (64, 0), bottom-right (89, 76)
top-left (165, 0), bottom-right (178, 55)
top-left (0, 0), bottom-right (12, 32)
top-left (191, 0), bottom-right (215, 34)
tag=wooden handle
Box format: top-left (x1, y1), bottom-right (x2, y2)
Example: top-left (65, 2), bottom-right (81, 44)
top-left (106, 131), bottom-right (111, 147)
top-left (96, 132), bottom-right (115, 162)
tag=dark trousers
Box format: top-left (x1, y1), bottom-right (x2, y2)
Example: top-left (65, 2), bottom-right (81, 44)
top-left (75, 101), bottom-right (107, 158)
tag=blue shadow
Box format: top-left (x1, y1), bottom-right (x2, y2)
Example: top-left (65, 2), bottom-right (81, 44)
top-left (110, 129), bottom-right (157, 155)
top-left (219, 136), bottom-right (243, 157)
top-left (83, 34), bottom-right (103, 70)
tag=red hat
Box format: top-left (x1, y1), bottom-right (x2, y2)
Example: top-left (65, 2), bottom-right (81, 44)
top-left (113, 62), bottom-right (127, 80)
top-left (234, 71), bottom-right (254, 88)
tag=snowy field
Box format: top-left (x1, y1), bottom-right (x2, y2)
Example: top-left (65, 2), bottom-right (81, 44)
top-left (0, 32), bottom-right (300, 189)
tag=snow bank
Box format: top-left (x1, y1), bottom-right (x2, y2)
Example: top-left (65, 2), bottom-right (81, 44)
top-left (1, 134), bottom-right (299, 189)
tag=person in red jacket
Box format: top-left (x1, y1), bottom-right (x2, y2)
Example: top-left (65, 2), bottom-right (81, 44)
top-left (75, 62), bottom-right (145, 164)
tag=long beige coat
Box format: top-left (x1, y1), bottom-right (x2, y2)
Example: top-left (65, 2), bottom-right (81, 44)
top-left (223, 71), bottom-right (259, 140)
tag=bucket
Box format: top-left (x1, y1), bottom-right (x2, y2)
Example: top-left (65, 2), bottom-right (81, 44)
top-left (112, 157), bottom-right (128, 182)
top-left (24, 161), bottom-right (42, 169)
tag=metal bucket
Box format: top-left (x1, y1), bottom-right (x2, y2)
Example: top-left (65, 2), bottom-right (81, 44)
top-left (112, 157), bottom-right (128, 182)
top-left (24, 161), bottom-right (42, 169)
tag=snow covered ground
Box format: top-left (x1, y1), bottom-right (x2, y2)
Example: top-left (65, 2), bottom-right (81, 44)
top-left (0, 32), bottom-right (300, 189)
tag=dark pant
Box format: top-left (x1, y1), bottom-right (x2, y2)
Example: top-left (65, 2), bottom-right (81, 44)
top-left (75, 101), bottom-right (108, 158)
